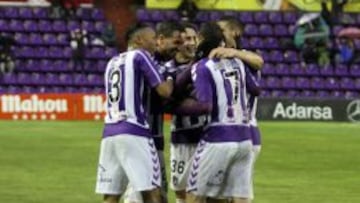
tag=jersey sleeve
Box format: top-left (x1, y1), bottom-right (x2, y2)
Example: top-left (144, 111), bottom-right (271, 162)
top-left (245, 65), bottom-right (261, 96)
top-left (135, 50), bottom-right (164, 88)
top-left (192, 61), bottom-right (213, 104)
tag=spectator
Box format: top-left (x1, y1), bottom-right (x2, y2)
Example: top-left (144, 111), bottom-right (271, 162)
top-left (294, 14), bottom-right (330, 66)
top-left (70, 29), bottom-right (88, 72)
top-left (335, 37), bottom-right (360, 64)
top-left (177, 0), bottom-right (198, 21)
top-left (101, 24), bottom-right (117, 47)
top-left (0, 34), bottom-right (15, 74)
top-left (50, 0), bottom-right (77, 19)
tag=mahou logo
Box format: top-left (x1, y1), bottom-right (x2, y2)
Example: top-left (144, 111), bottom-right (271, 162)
top-left (1, 95), bottom-right (68, 113)
top-left (83, 95), bottom-right (106, 113)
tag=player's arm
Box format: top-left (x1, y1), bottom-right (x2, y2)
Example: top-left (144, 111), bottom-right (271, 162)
top-left (171, 63), bottom-right (213, 115)
top-left (245, 66), bottom-right (261, 96)
top-left (136, 50), bottom-right (173, 98)
top-left (155, 77), bottom-right (173, 98)
top-left (209, 47), bottom-right (264, 70)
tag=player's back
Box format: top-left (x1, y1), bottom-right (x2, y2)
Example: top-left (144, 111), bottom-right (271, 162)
top-left (102, 49), bottom-right (164, 138)
top-left (192, 57), bottom-right (251, 142)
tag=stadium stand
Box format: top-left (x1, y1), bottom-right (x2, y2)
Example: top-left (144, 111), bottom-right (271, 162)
top-left (0, 5), bottom-right (116, 93)
top-left (135, 8), bottom-right (360, 99)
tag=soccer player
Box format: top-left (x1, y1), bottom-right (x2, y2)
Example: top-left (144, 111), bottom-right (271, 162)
top-left (184, 22), bottom-right (259, 203)
top-left (217, 16), bottom-right (263, 200)
top-left (124, 21), bottom-right (184, 203)
top-left (213, 16), bottom-right (264, 70)
top-left (95, 23), bottom-right (173, 203)
top-left (165, 23), bottom-right (204, 203)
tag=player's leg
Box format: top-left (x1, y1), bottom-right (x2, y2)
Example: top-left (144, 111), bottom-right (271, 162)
top-left (95, 136), bottom-right (129, 203)
top-left (186, 141), bottom-right (241, 201)
top-left (170, 143), bottom-right (197, 203)
top-left (249, 125), bottom-right (262, 200)
top-left (158, 150), bottom-right (168, 203)
top-left (186, 192), bottom-right (206, 203)
top-left (226, 140), bottom-right (253, 203)
top-left (123, 187), bottom-right (143, 203)
top-left (118, 136), bottom-right (162, 203)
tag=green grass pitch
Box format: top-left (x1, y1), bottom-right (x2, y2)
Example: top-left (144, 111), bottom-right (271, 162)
top-left (0, 121), bottom-right (359, 203)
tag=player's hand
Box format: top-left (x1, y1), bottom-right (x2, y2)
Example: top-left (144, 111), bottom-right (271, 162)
top-left (208, 47), bottom-right (238, 59)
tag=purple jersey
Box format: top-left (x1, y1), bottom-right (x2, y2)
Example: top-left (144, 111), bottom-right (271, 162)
top-left (165, 61), bottom-right (207, 144)
top-left (246, 68), bottom-right (262, 145)
top-left (103, 49), bottom-right (164, 138)
top-left (145, 56), bottom-right (174, 150)
top-left (192, 58), bottom-right (260, 142)
top-left (247, 69), bottom-right (261, 126)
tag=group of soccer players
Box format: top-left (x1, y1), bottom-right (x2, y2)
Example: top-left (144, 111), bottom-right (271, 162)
top-left (95, 16), bottom-right (264, 203)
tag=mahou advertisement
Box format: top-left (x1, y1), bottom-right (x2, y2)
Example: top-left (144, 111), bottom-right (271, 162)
top-left (0, 94), bottom-right (106, 120)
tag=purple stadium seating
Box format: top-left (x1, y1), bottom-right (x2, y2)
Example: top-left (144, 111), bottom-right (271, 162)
top-left (52, 20), bottom-right (67, 32)
top-left (32, 7), bottom-right (48, 19)
top-left (92, 8), bottom-right (105, 21)
top-left (282, 76), bottom-right (296, 89)
top-left (18, 7), bottom-right (33, 19)
top-left (335, 64), bottom-right (349, 76)
top-left (258, 24), bottom-right (273, 36)
top-left (311, 77), bottom-right (325, 90)
top-left (254, 12), bottom-right (268, 24)
top-left (282, 12), bottom-right (297, 24)
top-left (244, 24), bottom-right (258, 36)
top-left (275, 63), bottom-right (290, 75)
top-left (238, 12), bottom-right (253, 23)
top-left (268, 12), bottom-right (282, 24)
top-left (273, 24), bottom-right (288, 36)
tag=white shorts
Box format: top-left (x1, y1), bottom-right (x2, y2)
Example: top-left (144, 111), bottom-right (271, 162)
top-left (186, 140), bottom-right (253, 198)
top-left (249, 145), bottom-right (262, 200)
top-left (95, 135), bottom-right (161, 195)
top-left (170, 143), bottom-right (198, 191)
top-left (124, 150), bottom-right (168, 203)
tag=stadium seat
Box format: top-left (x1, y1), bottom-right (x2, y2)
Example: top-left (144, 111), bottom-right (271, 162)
top-left (258, 24), bottom-right (273, 36)
top-left (326, 78), bottom-right (339, 90)
top-left (340, 78), bottom-right (355, 90)
top-left (18, 7), bottom-right (33, 19)
top-left (52, 20), bottom-right (67, 32)
top-left (32, 7), bottom-right (48, 19)
top-left (268, 12), bottom-right (282, 24)
top-left (238, 12), bottom-right (253, 23)
top-left (38, 20), bottom-right (52, 32)
top-left (244, 24), bottom-right (258, 36)
top-left (296, 77), bottom-right (310, 89)
top-left (311, 77), bottom-right (325, 90)
top-left (264, 37), bottom-right (279, 49)
top-left (282, 12), bottom-right (297, 24)
top-left (281, 76), bottom-right (296, 89)
top-left (273, 24), bottom-right (288, 36)
top-left (335, 64), bottom-right (349, 76)
top-left (275, 63), bottom-right (290, 75)
top-left (92, 8), bottom-right (105, 21)
top-left (319, 64), bottom-right (334, 76)
top-left (304, 64), bottom-right (319, 76)
top-left (254, 12), bottom-right (268, 24)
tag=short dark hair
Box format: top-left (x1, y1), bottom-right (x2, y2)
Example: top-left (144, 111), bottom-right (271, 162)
top-left (195, 22), bottom-right (224, 60)
top-left (124, 22), bottom-right (152, 43)
top-left (219, 15), bottom-right (243, 31)
top-left (181, 22), bottom-right (198, 32)
top-left (156, 21), bottom-right (185, 37)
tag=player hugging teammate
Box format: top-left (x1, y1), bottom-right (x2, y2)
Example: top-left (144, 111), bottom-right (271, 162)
top-left (95, 17), bottom-right (264, 203)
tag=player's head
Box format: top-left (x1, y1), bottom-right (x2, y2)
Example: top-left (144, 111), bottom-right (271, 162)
top-left (125, 22), bottom-right (157, 54)
top-left (195, 22), bottom-right (225, 61)
top-left (217, 16), bottom-right (243, 48)
top-left (156, 21), bottom-right (184, 60)
top-left (176, 23), bottom-right (198, 62)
